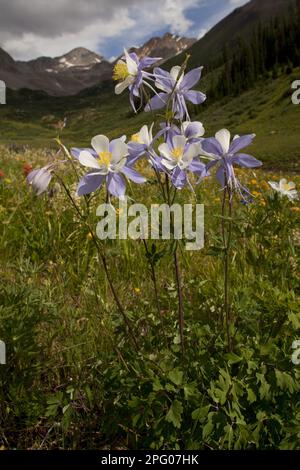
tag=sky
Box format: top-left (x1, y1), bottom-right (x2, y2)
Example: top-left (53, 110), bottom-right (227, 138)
top-left (0, 0), bottom-right (249, 61)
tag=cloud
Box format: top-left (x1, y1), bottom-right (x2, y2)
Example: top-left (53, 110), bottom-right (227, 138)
top-left (0, 0), bottom-right (200, 60)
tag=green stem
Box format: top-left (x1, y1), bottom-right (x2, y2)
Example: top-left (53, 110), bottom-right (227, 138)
top-left (56, 173), bottom-right (138, 352)
top-left (221, 184), bottom-right (233, 352)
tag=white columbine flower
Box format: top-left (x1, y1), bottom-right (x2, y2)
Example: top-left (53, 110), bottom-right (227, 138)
top-left (268, 179), bottom-right (299, 201)
top-left (113, 50), bottom-right (139, 95)
top-left (159, 135), bottom-right (200, 171)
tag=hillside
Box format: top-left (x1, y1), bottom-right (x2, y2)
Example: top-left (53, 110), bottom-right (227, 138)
top-left (0, 68), bottom-right (299, 172)
top-left (167, 0), bottom-right (293, 69)
top-left (0, 34), bottom-right (195, 96)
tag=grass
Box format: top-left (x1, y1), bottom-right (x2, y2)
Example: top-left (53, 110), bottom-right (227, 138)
top-left (0, 140), bottom-right (300, 449)
top-left (0, 65), bottom-right (300, 449)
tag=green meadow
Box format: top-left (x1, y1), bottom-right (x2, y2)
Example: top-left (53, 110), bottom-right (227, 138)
top-left (1, 66), bottom-right (300, 172)
top-left (0, 49), bottom-right (300, 449)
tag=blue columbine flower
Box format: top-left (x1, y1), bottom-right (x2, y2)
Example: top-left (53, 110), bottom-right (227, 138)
top-left (72, 135), bottom-right (146, 199)
top-left (113, 49), bottom-right (160, 112)
top-left (27, 165), bottom-right (53, 195)
top-left (145, 66), bottom-right (206, 120)
top-left (160, 120), bottom-right (205, 147)
top-left (158, 134), bottom-right (207, 190)
top-left (200, 129), bottom-right (262, 194)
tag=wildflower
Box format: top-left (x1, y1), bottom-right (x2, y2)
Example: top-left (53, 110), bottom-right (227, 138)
top-left (134, 287), bottom-right (141, 294)
top-left (27, 165), bottom-right (53, 195)
top-left (23, 163), bottom-right (33, 177)
top-left (72, 135), bottom-right (146, 199)
top-left (161, 121), bottom-right (205, 147)
top-left (0, 170), bottom-right (4, 180)
top-left (145, 66), bottom-right (206, 119)
top-left (113, 50), bottom-right (160, 112)
top-left (268, 179), bottom-right (299, 201)
top-left (200, 129), bottom-right (262, 196)
top-left (158, 134), bottom-right (206, 189)
top-left (128, 123), bottom-right (154, 164)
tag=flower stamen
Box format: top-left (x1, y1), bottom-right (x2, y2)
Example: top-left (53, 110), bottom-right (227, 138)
top-left (171, 147), bottom-right (184, 161)
top-left (113, 61), bottom-right (129, 81)
top-left (98, 151), bottom-right (112, 167)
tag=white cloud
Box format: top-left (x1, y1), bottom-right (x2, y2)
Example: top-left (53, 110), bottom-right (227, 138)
top-left (0, 0), bottom-right (200, 60)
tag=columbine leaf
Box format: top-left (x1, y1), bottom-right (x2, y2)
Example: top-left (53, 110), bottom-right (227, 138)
top-left (166, 399), bottom-right (183, 429)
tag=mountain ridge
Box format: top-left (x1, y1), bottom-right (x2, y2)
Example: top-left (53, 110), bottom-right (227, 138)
top-left (0, 34), bottom-right (195, 96)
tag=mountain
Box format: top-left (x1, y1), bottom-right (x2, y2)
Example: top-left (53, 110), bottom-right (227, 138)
top-left (167, 0), bottom-right (294, 69)
top-left (128, 32), bottom-right (196, 62)
top-left (23, 47), bottom-right (103, 73)
top-left (0, 34), bottom-right (195, 97)
top-left (0, 47), bottom-right (113, 96)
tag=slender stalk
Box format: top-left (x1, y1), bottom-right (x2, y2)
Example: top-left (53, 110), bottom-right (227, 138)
top-left (221, 183), bottom-right (233, 352)
top-left (55, 173), bottom-right (138, 351)
top-left (174, 248), bottom-right (184, 353)
top-left (166, 175), bottom-right (185, 355)
top-left (142, 239), bottom-right (161, 316)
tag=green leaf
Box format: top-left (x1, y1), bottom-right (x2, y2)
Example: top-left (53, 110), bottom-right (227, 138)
top-left (168, 368), bottom-right (183, 386)
top-left (192, 405), bottom-right (210, 421)
top-left (224, 352), bottom-right (243, 365)
top-left (275, 369), bottom-right (297, 393)
top-left (166, 399), bottom-right (183, 429)
top-left (247, 388), bottom-right (257, 404)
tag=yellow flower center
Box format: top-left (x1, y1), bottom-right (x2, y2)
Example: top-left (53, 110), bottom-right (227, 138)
top-left (131, 133), bottom-right (142, 143)
top-left (113, 62), bottom-right (129, 81)
top-left (171, 147), bottom-right (184, 161)
top-left (282, 183), bottom-right (291, 191)
top-left (98, 151), bottom-right (112, 167)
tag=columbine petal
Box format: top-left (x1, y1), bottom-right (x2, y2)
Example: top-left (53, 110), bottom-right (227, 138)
top-left (188, 159), bottom-right (206, 174)
top-left (216, 129), bottom-right (231, 154)
top-left (184, 90), bottom-right (206, 105)
top-left (77, 173), bottom-right (104, 196)
top-left (140, 57), bottom-right (161, 68)
top-left (122, 166), bottom-right (146, 184)
top-left (115, 76), bottom-right (133, 95)
top-left (229, 134), bottom-right (256, 154)
top-left (183, 142), bottom-right (200, 162)
top-left (268, 181), bottom-right (279, 191)
top-left (107, 172), bottom-right (126, 198)
top-left (91, 135), bottom-right (109, 154)
top-left (145, 92), bottom-right (169, 112)
top-left (180, 67), bottom-right (203, 90)
top-left (231, 153), bottom-right (262, 168)
top-left (124, 49), bottom-right (138, 75)
top-left (216, 166), bottom-right (226, 188)
top-left (183, 121), bottom-right (205, 139)
top-left (201, 138), bottom-right (223, 157)
top-left (110, 139), bottom-right (128, 164)
top-left (161, 159), bottom-right (177, 171)
top-left (171, 166), bottom-right (187, 189)
top-left (28, 167), bottom-right (52, 195)
top-left (172, 135), bottom-right (186, 151)
top-left (139, 125), bottom-right (151, 146)
top-left (170, 65), bottom-right (182, 82)
top-left (71, 147), bottom-right (97, 159)
top-left (79, 150), bottom-right (101, 170)
top-left (158, 143), bottom-right (172, 160)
